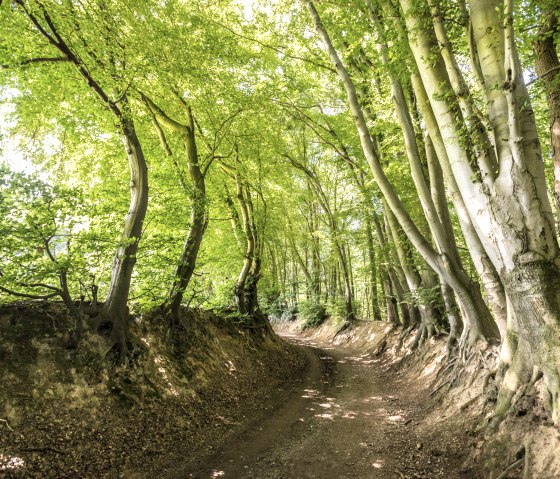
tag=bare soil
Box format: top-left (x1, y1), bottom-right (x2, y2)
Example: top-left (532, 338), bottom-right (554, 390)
top-left (177, 325), bottom-right (481, 479)
top-left (2, 306), bottom-right (559, 479)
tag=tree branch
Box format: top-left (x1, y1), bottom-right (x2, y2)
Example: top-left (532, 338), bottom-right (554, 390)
top-left (139, 91), bottom-right (189, 134)
top-left (0, 285), bottom-right (60, 300)
top-left (527, 65), bottom-right (560, 86)
top-left (1, 56), bottom-right (69, 69)
top-left (208, 18), bottom-right (336, 74)
top-left (15, 0), bottom-right (122, 119)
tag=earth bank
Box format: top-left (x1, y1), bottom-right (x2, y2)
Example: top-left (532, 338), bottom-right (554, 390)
top-left (1, 305), bottom-right (559, 478)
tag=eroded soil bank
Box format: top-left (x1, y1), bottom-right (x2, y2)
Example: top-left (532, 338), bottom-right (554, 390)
top-left (180, 321), bottom-right (481, 479)
top-left (2, 306), bottom-right (559, 478)
top-left (0, 303), bottom-right (306, 478)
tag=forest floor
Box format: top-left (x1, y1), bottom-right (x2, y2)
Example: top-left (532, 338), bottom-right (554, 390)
top-left (177, 321), bottom-right (482, 479)
top-left (2, 305), bottom-right (558, 479)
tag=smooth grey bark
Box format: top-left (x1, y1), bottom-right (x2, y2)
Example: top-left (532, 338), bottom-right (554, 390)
top-left (424, 133), bottom-right (462, 346)
top-left (303, 0), bottom-right (498, 345)
top-left (411, 73), bottom-right (508, 338)
top-left (385, 207), bottom-right (438, 338)
top-left (16, 2), bottom-right (150, 360)
top-left (142, 95), bottom-right (208, 320)
top-left (380, 268), bottom-right (400, 325)
top-left (102, 113), bottom-right (149, 355)
top-left (221, 157), bottom-right (263, 316)
top-left (401, 0), bottom-right (560, 422)
top-left (379, 0), bottom-right (507, 338)
top-left (372, 211), bottom-right (411, 328)
top-left (235, 181), bottom-right (256, 314)
top-left (365, 214), bottom-right (383, 321)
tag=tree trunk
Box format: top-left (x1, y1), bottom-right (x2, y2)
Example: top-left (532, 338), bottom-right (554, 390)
top-left (381, 268), bottom-right (399, 325)
top-left (244, 186), bottom-right (262, 315)
top-left (373, 211), bottom-right (411, 328)
top-left (534, 12), bottom-right (560, 234)
top-left (411, 73), bottom-right (508, 337)
top-left (402, 0), bottom-right (560, 422)
top-left (234, 182), bottom-right (255, 315)
top-left (303, 0), bottom-right (498, 345)
top-left (102, 115), bottom-right (149, 360)
top-left (365, 214), bottom-right (382, 321)
top-left (16, 5), bottom-right (150, 361)
top-left (166, 120), bottom-right (207, 318)
top-left (143, 96), bottom-right (208, 321)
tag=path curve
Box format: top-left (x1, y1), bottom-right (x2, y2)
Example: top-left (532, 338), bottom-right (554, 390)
top-left (180, 332), bottom-right (475, 479)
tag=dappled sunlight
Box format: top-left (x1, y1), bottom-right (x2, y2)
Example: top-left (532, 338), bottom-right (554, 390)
top-left (387, 414), bottom-right (404, 422)
top-left (361, 396), bottom-right (383, 403)
top-left (0, 455), bottom-right (25, 471)
top-left (301, 388), bottom-right (320, 398)
top-left (371, 459), bottom-right (385, 469)
top-left (154, 355), bottom-right (180, 397)
top-left (421, 354), bottom-right (445, 377)
top-left (346, 353), bottom-right (377, 365)
top-left (211, 470), bottom-right (225, 477)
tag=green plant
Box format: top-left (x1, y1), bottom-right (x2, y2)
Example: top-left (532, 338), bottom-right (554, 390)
top-left (326, 299), bottom-right (346, 323)
top-left (298, 300), bottom-right (327, 329)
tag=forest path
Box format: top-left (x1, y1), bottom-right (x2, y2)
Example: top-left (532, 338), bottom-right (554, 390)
top-left (179, 331), bottom-right (475, 479)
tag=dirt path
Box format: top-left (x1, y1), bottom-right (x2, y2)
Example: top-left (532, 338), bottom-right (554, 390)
top-left (178, 332), bottom-right (478, 479)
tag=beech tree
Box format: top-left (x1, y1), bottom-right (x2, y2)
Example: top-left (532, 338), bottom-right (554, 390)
top-left (2, 0), bottom-right (560, 426)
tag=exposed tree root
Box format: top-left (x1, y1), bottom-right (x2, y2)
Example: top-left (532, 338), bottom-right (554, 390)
top-left (334, 320), bottom-right (352, 337)
top-left (482, 369), bottom-right (498, 392)
top-left (494, 458), bottom-right (524, 479)
top-left (459, 393), bottom-right (482, 411)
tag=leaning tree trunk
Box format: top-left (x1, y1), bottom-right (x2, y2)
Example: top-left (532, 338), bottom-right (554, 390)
top-left (377, 0), bottom-right (508, 337)
top-left (303, 0), bottom-right (498, 346)
top-left (166, 132), bottom-right (207, 318)
top-left (102, 113), bottom-right (149, 360)
top-left (401, 0), bottom-right (560, 422)
top-left (223, 168), bottom-right (260, 317)
top-left (534, 12), bottom-right (560, 234)
top-left (384, 208), bottom-right (423, 327)
top-left (365, 214), bottom-right (382, 321)
top-left (15, 4), bottom-right (150, 362)
top-left (244, 186), bottom-right (263, 316)
top-left (411, 73), bottom-right (508, 337)
top-left (142, 96), bottom-right (208, 321)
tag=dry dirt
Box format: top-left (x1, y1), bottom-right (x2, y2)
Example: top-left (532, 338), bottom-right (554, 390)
top-left (176, 322), bottom-right (481, 479)
top-left (2, 306), bottom-right (559, 479)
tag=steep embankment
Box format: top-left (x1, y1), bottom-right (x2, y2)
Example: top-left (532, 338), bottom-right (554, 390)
top-left (183, 319), bottom-right (481, 479)
top-left (0, 303), bottom-right (306, 478)
top-left (2, 307), bottom-right (559, 478)
top-left (273, 319), bottom-right (560, 479)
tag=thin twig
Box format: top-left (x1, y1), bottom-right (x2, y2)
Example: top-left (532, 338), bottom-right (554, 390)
top-left (0, 419), bottom-right (13, 432)
top-left (526, 65), bottom-right (560, 86)
top-left (494, 458), bottom-right (524, 479)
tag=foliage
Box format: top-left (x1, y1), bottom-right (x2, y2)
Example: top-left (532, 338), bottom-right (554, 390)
top-left (0, 166), bottom-right (98, 301)
top-left (325, 299), bottom-right (347, 323)
top-left (298, 300), bottom-right (327, 329)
